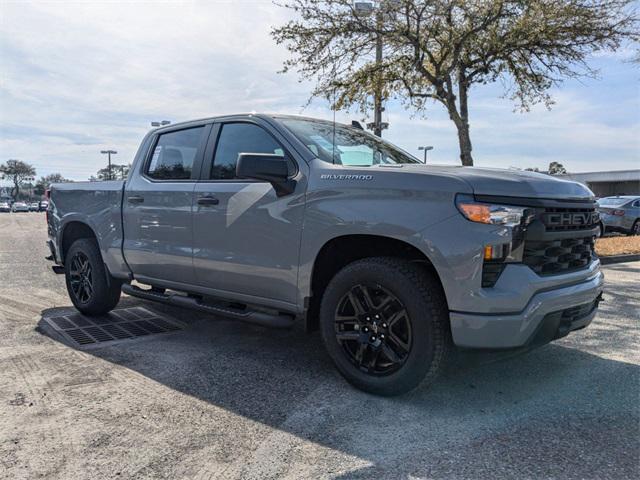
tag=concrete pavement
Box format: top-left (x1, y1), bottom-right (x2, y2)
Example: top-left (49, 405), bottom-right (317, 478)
top-left (1, 213), bottom-right (638, 479)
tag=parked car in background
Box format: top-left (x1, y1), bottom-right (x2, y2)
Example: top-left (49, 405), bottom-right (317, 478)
top-left (39, 200), bottom-right (49, 212)
top-left (29, 202), bottom-right (40, 212)
top-left (597, 196), bottom-right (640, 236)
top-left (12, 202), bottom-right (29, 213)
top-left (0, 202), bottom-right (11, 212)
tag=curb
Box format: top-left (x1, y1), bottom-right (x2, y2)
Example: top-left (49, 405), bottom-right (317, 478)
top-left (599, 254), bottom-right (640, 265)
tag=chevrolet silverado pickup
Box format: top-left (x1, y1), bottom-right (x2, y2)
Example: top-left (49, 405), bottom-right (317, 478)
top-left (47, 114), bottom-right (604, 395)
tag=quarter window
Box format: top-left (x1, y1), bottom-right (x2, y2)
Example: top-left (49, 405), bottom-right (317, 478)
top-left (211, 123), bottom-right (285, 180)
top-left (147, 127), bottom-right (204, 180)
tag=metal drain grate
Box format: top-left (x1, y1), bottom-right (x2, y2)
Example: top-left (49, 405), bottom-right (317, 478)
top-left (44, 307), bottom-right (185, 348)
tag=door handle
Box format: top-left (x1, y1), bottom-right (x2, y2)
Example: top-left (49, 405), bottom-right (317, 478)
top-left (127, 196), bottom-right (144, 204)
top-left (197, 195), bottom-right (219, 206)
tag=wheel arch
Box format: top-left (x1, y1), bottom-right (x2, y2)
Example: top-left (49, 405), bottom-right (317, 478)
top-left (305, 234), bottom-right (447, 332)
top-left (60, 221), bottom-right (98, 263)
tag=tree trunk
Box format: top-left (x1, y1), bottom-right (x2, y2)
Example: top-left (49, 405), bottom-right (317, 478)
top-left (456, 120), bottom-right (473, 167)
top-left (457, 72), bottom-right (473, 166)
top-left (444, 98), bottom-right (474, 167)
top-left (441, 73), bottom-right (475, 167)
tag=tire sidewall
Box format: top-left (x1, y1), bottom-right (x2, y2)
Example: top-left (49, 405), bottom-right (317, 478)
top-left (319, 259), bottom-right (441, 395)
top-left (64, 238), bottom-right (119, 315)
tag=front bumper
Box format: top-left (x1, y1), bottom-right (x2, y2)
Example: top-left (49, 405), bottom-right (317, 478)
top-left (450, 269), bottom-right (604, 349)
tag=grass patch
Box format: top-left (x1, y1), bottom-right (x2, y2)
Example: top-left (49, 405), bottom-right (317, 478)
top-left (595, 235), bottom-right (640, 256)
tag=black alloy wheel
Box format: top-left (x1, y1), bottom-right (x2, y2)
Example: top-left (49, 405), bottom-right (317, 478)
top-left (319, 257), bottom-right (451, 396)
top-left (334, 284), bottom-right (412, 375)
top-left (69, 251), bottom-right (93, 304)
top-left (64, 238), bottom-right (122, 315)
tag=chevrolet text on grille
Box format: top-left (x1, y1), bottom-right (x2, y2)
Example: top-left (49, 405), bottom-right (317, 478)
top-left (542, 212), bottom-right (599, 227)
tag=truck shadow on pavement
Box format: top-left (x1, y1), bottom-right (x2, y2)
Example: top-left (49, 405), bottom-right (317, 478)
top-left (36, 282), bottom-right (639, 479)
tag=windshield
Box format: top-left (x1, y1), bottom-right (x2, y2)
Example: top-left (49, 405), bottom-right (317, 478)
top-left (598, 197), bottom-right (631, 206)
top-left (280, 118), bottom-right (420, 166)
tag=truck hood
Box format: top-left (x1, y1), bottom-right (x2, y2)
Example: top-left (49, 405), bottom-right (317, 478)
top-left (397, 164), bottom-right (594, 200)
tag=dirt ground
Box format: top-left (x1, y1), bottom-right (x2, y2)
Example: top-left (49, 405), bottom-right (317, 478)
top-left (596, 235), bottom-right (640, 256)
top-left (1, 213), bottom-right (639, 480)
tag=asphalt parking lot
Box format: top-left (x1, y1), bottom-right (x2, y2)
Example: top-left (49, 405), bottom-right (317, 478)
top-left (1, 213), bottom-right (638, 480)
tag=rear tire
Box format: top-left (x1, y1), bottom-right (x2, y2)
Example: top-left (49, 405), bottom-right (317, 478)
top-left (628, 220), bottom-right (639, 236)
top-left (64, 238), bottom-right (122, 315)
top-left (319, 257), bottom-right (451, 396)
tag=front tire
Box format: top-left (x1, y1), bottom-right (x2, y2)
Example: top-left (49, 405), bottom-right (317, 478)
top-left (64, 238), bottom-right (122, 315)
top-left (319, 257), bottom-right (451, 396)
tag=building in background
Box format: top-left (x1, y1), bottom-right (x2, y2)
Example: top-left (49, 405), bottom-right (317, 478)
top-left (559, 169), bottom-right (640, 197)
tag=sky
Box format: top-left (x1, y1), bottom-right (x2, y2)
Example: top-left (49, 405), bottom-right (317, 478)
top-left (1, 0), bottom-right (639, 183)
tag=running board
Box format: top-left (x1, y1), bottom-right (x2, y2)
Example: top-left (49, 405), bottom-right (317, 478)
top-left (121, 284), bottom-right (295, 329)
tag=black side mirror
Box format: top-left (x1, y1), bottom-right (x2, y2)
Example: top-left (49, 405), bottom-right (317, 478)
top-left (236, 153), bottom-right (296, 196)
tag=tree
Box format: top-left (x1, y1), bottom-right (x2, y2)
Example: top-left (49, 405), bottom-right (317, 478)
top-left (90, 163), bottom-right (131, 181)
top-left (0, 159), bottom-right (36, 200)
top-left (547, 161), bottom-right (567, 175)
top-left (272, 0), bottom-right (638, 165)
top-left (525, 162), bottom-right (567, 174)
top-left (34, 173), bottom-right (70, 196)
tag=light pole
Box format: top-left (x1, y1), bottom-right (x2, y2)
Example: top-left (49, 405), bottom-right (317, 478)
top-left (418, 145), bottom-right (433, 163)
top-left (151, 120), bottom-right (171, 127)
top-left (355, 1), bottom-right (394, 137)
top-left (100, 150), bottom-right (117, 180)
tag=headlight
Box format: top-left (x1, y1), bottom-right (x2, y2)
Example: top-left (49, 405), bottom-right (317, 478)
top-left (456, 194), bottom-right (527, 227)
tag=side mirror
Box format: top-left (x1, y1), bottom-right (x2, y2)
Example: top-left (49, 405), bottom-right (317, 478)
top-left (236, 153), bottom-right (296, 196)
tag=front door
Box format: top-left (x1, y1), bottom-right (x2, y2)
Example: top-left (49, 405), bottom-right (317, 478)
top-left (192, 119), bottom-right (307, 307)
top-left (123, 124), bottom-right (210, 286)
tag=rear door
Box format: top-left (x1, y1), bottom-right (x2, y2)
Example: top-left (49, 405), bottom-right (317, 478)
top-left (123, 124), bottom-right (211, 286)
top-left (192, 118), bottom-right (307, 307)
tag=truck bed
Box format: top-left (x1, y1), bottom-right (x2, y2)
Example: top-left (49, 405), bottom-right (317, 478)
top-left (50, 180), bottom-right (128, 277)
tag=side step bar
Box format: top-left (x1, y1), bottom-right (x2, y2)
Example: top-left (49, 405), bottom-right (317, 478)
top-left (121, 284), bottom-right (295, 329)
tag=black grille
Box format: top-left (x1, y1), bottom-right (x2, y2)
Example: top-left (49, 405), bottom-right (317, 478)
top-left (523, 236), bottom-right (595, 275)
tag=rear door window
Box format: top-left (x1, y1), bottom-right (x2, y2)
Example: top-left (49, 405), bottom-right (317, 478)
top-left (147, 127), bottom-right (205, 180)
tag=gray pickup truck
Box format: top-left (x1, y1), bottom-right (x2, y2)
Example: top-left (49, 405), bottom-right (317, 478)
top-left (47, 114), bottom-right (604, 395)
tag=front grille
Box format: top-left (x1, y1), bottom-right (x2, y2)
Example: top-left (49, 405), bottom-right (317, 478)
top-left (521, 201), bottom-right (598, 276)
top-left (523, 236), bottom-right (595, 275)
